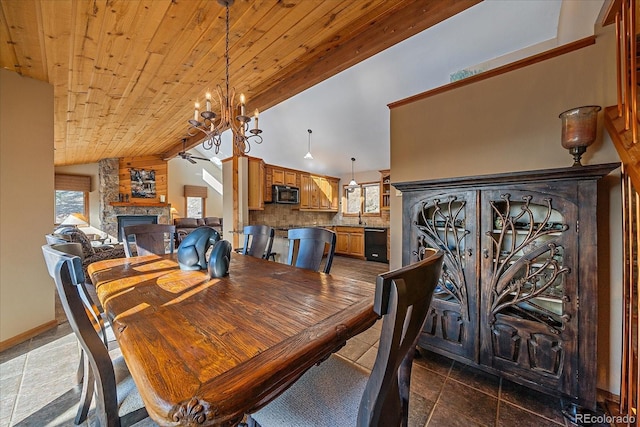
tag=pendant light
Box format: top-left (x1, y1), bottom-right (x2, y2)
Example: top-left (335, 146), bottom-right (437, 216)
top-left (304, 129), bottom-right (313, 159)
top-left (348, 157), bottom-right (358, 187)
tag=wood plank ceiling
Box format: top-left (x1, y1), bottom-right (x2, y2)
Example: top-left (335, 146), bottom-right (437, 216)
top-left (0, 0), bottom-right (479, 166)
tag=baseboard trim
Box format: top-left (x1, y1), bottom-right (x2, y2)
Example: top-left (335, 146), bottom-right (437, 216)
top-left (0, 320), bottom-right (58, 352)
top-left (598, 388), bottom-right (621, 404)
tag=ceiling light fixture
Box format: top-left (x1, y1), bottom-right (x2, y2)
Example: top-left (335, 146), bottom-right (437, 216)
top-left (304, 129), bottom-right (313, 160)
top-left (187, 0), bottom-right (263, 155)
top-left (348, 157), bottom-right (358, 187)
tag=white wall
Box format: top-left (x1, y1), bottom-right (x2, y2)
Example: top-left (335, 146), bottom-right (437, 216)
top-left (390, 25), bottom-right (621, 394)
top-left (0, 69), bottom-right (56, 343)
top-left (168, 156), bottom-right (223, 219)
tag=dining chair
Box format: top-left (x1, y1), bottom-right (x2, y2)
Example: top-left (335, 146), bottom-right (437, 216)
top-left (286, 227), bottom-right (336, 273)
top-left (240, 225), bottom-right (275, 259)
top-left (122, 223), bottom-right (176, 257)
top-left (47, 243), bottom-right (119, 372)
top-left (42, 244), bottom-right (148, 427)
top-left (48, 242), bottom-right (102, 404)
top-left (247, 248), bottom-right (444, 427)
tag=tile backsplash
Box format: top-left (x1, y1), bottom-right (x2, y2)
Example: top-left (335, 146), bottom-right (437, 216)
top-left (248, 203), bottom-right (389, 228)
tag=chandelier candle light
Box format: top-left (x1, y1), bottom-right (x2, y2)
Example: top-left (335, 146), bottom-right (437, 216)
top-left (188, 0), bottom-right (263, 155)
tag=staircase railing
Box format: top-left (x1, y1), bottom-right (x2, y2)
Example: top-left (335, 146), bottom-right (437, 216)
top-left (602, 0), bottom-right (639, 423)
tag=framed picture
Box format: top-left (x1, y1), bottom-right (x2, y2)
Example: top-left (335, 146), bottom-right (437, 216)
top-left (130, 168), bottom-right (156, 198)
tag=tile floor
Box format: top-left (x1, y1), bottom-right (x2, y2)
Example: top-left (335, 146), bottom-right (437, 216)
top-left (0, 257), bottom-right (613, 426)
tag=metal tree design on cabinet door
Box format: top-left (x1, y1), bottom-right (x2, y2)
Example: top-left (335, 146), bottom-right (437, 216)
top-left (414, 196), bottom-right (470, 321)
top-left (486, 194), bottom-right (570, 334)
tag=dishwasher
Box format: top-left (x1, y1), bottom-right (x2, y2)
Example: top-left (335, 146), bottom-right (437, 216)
top-left (364, 227), bottom-right (388, 263)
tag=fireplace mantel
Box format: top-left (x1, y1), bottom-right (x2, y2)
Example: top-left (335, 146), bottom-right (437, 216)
top-left (110, 202), bottom-right (170, 208)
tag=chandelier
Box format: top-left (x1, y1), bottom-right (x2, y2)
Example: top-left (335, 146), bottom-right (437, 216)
top-left (187, 0), bottom-right (263, 155)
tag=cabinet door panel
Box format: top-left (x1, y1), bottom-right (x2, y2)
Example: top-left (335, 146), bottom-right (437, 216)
top-left (285, 171), bottom-right (297, 186)
top-left (318, 177), bottom-right (331, 209)
top-left (330, 179), bottom-right (339, 210)
top-left (404, 190), bottom-right (478, 361)
top-left (264, 167), bottom-right (273, 203)
top-left (479, 186), bottom-right (578, 397)
top-left (349, 232), bottom-right (364, 257)
top-left (272, 168), bottom-right (284, 185)
top-left (248, 158), bottom-right (264, 210)
top-left (336, 232), bottom-right (349, 254)
top-left (299, 175), bottom-right (311, 209)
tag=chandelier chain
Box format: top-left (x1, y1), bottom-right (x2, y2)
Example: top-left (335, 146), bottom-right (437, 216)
top-left (186, 0), bottom-right (263, 156)
top-left (225, 3), bottom-right (230, 105)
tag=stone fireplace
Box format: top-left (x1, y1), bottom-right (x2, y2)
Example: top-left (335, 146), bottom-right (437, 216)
top-left (98, 158), bottom-right (170, 239)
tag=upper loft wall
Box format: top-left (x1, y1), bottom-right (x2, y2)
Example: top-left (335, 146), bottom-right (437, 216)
top-left (390, 25), bottom-right (619, 183)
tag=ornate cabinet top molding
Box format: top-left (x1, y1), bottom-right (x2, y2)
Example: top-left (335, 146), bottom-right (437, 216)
top-left (394, 163), bottom-right (620, 192)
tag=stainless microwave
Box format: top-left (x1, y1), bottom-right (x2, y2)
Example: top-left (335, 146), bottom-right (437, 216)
top-left (272, 185), bottom-right (299, 204)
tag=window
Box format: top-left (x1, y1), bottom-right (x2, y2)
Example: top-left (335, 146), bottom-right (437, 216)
top-left (343, 182), bottom-right (380, 216)
top-left (55, 190), bottom-right (87, 223)
top-left (362, 183), bottom-right (380, 214)
top-left (55, 174), bottom-right (90, 224)
top-left (344, 186), bottom-right (361, 214)
top-left (184, 185), bottom-right (207, 218)
top-left (186, 197), bottom-right (204, 218)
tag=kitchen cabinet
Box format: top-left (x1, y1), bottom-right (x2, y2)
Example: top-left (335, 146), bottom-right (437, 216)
top-left (335, 226), bottom-right (364, 258)
top-left (330, 179), bottom-right (339, 210)
top-left (299, 174), bottom-right (339, 212)
top-left (259, 161), bottom-right (338, 211)
top-left (299, 174), bottom-right (312, 209)
top-left (315, 176), bottom-right (331, 209)
top-left (265, 165), bottom-right (298, 203)
top-left (395, 163), bottom-right (618, 411)
top-left (272, 167), bottom-right (297, 187)
top-left (264, 166), bottom-right (273, 203)
top-left (380, 169), bottom-right (390, 210)
top-left (248, 157), bottom-right (265, 210)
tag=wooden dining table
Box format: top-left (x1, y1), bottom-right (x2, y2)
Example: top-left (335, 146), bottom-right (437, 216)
top-left (88, 252), bottom-right (379, 426)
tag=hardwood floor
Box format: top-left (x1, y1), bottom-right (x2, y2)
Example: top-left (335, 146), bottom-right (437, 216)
top-left (329, 255), bottom-right (390, 282)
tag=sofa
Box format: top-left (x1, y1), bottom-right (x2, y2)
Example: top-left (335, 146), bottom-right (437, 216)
top-left (174, 217), bottom-right (223, 244)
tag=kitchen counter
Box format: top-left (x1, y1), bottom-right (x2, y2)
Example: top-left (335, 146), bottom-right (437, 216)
top-left (231, 224), bottom-right (389, 264)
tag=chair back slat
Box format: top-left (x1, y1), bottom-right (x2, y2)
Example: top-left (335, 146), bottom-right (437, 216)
top-left (47, 242), bottom-right (107, 337)
top-left (123, 224), bottom-right (176, 257)
top-left (242, 225), bottom-right (275, 259)
top-left (358, 248), bottom-right (444, 427)
top-left (286, 227), bottom-right (336, 274)
top-left (41, 244), bottom-right (122, 425)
